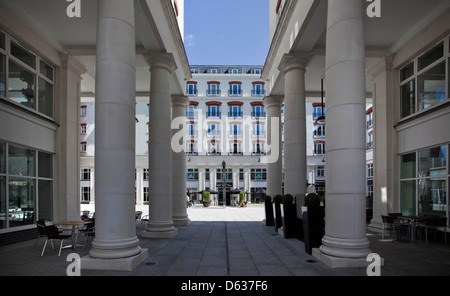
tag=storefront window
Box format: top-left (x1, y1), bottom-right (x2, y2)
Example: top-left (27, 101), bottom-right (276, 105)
top-left (0, 142), bottom-right (5, 174)
top-left (0, 177), bottom-right (5, 229)
top-left (401, 153), bottom-right (416, 179)
top-left (0, 54), bottom-right (5, 97)
top-left (38, 77), bottom-right (53, 117)
top-left (8, 60), bottom-right (36, 109)
top-left (10, 40), bottom-right (35, 69)
top-left (9, 178), bottom-right (35, 227)
top-left (418, 62), bottom-right (446, 111)
top-left (8, 145), bottom-right (35, 177)
top-left (401, 180), bottom-right (416, 216)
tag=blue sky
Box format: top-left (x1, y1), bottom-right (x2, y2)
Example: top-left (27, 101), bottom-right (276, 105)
top-left (184, 0), bottom-right (269, 66)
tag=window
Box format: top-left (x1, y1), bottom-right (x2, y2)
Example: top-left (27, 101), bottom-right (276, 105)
top-left (81, 142), bottom-right (87, 153)
top-left (81, 105), bottom-right (87, 116)
top-left (0, 142), bottom-right (54, 228)
top-left (207, 105), bottom-right (221, 118)
top-left (400, 146), bottom-right (448, 220)
top-left (81, 124), bottom-right (87, 135)
top-left (252, 105), bottom-right (265, 118)
top-left (229, 124), bottom-right (242, 136)
top-left (317, 166), bottom-right (325, 177)
top-left (228, 105), bottom-right (242, 117)
top-left (228, 68), bottom-right (241, 74)
top-left (367, 163), bottom-right (373, 178)
top-left (250, 69), bottom-right (262, 74)
top-left (366, 112), bottom-right (373, 129)
top-left (252, 83), bottom-right (265, 96)
top-left (229, 142), bottom-right (242, 155)
top-left (207, 68), bottom-right (220, 74)
top-left (207, 124), bottom-right (220, 137)
top-left (229, 82), bottom-right (242, 96)
top-left (217, 169), bottom-right (232, 181)
top-left (81, 187), bottom-right (91, 204)
top-left (208, 142), bottom-right (220, 155)
top-left (314, 142), bottom-right (325, 155)
top-left (400, 39), bottom-right (449, 118)
top-left (143, 168), bottom-right (149, 181)
top-left (367, 133), bottom-right (373, 149)
top-left (313, 126), bottom-right (325, 138)
top-left (81, 169), bottom-right (90, 181)
top-left (207, 82), bottom-right (221, 96)
top-left (186, 82), bottom-right (197, 96)
top-left (186, 105), bottom-right (197, 119)
top-left (187, 169), bottom-right (199, 181)
top-left (252, 124), bottom-right (265, 137)
top-left (251, 169), bottom-right (267, 181)
top-left (239, 169), bottom-right (244, 180)
top-left (187, 124), bottom-right (197, 137)
top-left (186, 142), bottom-right (197, 155)
top-left (252, 143), bottom-right (265, 155)
top-left (0, 33), bottom-right (54, 118)
top-left (313, 106), bottom-right (325, 119)
top-left (143, 187), bottom-right (150, 204)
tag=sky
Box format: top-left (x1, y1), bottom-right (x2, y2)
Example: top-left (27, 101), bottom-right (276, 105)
top-left (183, 0), bottom-right (270, 66)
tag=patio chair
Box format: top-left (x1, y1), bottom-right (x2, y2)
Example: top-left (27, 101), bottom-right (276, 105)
top-left (34, 220), bottom-right (47, 248)
top-left (423, 217), bottom-right (447, 246)
top-left (135, 211), bottom-right (142, 221)
top-left (78, 219), bottom-right (95, 248)
top-left (382, 215), bottom-right (408, 242)
top-left (141, 215), bottom-right (149, 230)
top-left (41, 224), bottom-right (72, 256)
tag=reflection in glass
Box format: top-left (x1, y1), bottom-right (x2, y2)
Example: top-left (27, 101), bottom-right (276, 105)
top-left (0, 142), bottom-right (5, 174)
top-left (418, 178), bottom-right (446, 217)
top-left (39, 60), bottom-right (53, 81)
top-left (400, 62), bottom-right (414, 82)
top-left (38, 180), bottom-right (52, 221)
top-left (38, 77), bottom-right (53, 117)
top-left (38, 152), bottom-right (53, 178)
top-left (8, 145), bottom-right (35, 177)
top-left (401, 80), bottom-right (415, 118)
top-left (0, 54), bottom-right (5, 97)
top-left (8, 60), bottom-right (35, 109)
top-left (401, 180), bottom-right (416, 216)
top-left (401, 153), bottom-right (416, 179)
top-left (10, 41), bottom-right (35, 69)
top-left (418, 146), bottom-right (446, 177)
top-left (418, 62), bottom-right (446, 111)
top-left (0, 177), bottom-right (5, 229)
top-left (8, 178), bottom-right (35, 227)
top-left (0, 32), bottom-right (4, 49)
top-left (418, 42), bottom-right (443, 71)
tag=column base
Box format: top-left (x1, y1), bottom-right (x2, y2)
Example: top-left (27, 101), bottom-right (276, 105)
top-left (81, 248), bottom-right (148, 272)
top-left (141, 229), bottom-right (178, 238)
top-left (173, 217), bottom-right (191, 226)
top-left (312, 248), bottom-right (383, 268)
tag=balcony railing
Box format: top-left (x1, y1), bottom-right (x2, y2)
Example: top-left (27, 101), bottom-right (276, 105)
top-left (228, 90), bottom-right (242, 97)
top-left (228, 112), bottom-right (243, 118)
top-left (251, 90), bottom-right (266, 96)
top-left (207, 90), bottom-right (221, 97)
top-left (251, 112), bottom-right (266, 118)
top-left (206, 112), bottom-right (221, 118)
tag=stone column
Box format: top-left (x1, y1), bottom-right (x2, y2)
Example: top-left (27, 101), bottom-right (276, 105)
top-left (278, 54), bottom-right (310, 214)
top-left (171, 95), bottom-right (190, 226)
top-left (367, 56), bottom-right (396, 232)
top-left (83, 0), bottom-right (147, 271)
top-left (313, 0), bottom-right (372, 268)
top-left (141, 52), bottom-right (178, 239)
top-left (263, 95), bottom-right (284, 198)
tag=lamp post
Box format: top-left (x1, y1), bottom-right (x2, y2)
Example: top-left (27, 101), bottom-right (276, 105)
top-left (222, 160), bottom-right (226, 208)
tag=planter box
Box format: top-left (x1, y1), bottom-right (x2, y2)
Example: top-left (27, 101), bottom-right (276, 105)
top-left (303, 206), bottom-right (325, 255)
top-left (264, 201), bottom-right (274, 226)
top-left (274, 202), bottom-right (282, 232)
top-left (282, 203), bottom-right (296, 238)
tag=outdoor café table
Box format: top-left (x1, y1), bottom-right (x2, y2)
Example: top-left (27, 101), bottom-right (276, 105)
top-left (398, 216), bottom-right (426, 243)
top-left (53, 220), bottom-right (92, 250)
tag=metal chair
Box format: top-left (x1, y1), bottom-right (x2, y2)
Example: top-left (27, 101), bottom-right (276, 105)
top-left (382, 215), bottom-right (408, 242)
top-left (41, 224), bottom-right (72, 256)
top-left (423, 217), bottom-right (447, 246)
top-left (78, 219), bottom-right (95, 248)
top-left (34, 220), bottom-right (47, 248)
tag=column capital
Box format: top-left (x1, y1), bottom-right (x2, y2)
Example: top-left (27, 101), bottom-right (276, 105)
top-left (366, 54), bottom-right (394, 80)
top-left (263, 95), bottom-right (284, 108)
top-left (278, 53), bottom-right (312, 74)
top-left (171, 94), bottom-right (190, 107)
top-left (144, 52), bottom-right (178, 73)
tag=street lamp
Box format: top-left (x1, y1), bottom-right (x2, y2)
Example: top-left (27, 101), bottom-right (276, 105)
top-left (222, 160), bottom-right (226, 208)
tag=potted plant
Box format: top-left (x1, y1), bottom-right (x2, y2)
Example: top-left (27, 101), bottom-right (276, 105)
top-left (264, 195), bottom-right (274, 226)
top-left (239, 191), bottom-right (247, 207)
top-left (303, 193), bottom-right (325, 255)
top-left (273, 194), bottom-right (283, 232)
top-left (202, 191), bottom-right (211, 207)
top-left (282, 194), bottom-right (296, 238)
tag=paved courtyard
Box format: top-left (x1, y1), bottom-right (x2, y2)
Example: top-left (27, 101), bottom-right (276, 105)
top-left (0, 204), bottom-right (449, 277)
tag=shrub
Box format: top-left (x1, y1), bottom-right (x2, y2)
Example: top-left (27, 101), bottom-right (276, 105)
top-left (239, 191), bottom-right (246, 201)
top-left (273, 194), bottom-right (283, 204)
top-left (304, 193), bottom-right (320, 207)
top-left (283, 194), bottom-right (294, 204)
top-left (203, 191), bottom-right (211, 202)
top-left (265, 195), bottom-right (272, 203)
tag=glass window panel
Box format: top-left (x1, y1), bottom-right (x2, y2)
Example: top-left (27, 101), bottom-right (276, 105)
top-left (0, 176), bottom-right (5, 229)
top-left (38, 77), bottom-right (53, 117)
top-left (8, 145), bottom-right (35, 177)
top-left (401, 153), bottom-right (416, 179)
top-left (8, 178), bottom-right (35, 227)
top-left (400, 80), bottom-right (415, 118)
top-left (0, 32), bottom-right (4, 50)
top-left (418, 178), bottom-right (446, 217)
top-left (10, 41), bottom-right (35, 69)
top-left (38, 180), bottom-right (53, 221)
top-left (418, 42), bottom-right (443, 71)
top-left (418, 62), bottom-right (446, 111)
top-left (401, 180), bottom-right (416, 216)
top-left (0, 142), bottom-right (5, 174)
top-left (38, 152), bottom-right (53, 178)
top-left (400, 62), bottom-right (414, 82)
top-left (0, 54), bottom-right (5, 97)
top-left (418, 146), bottom-right (446, 177)
top-left (39, 60), bottom-right (53, 81)
top-left (8, 60), bottom-right (36, 109)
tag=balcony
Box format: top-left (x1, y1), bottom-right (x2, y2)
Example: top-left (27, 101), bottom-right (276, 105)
top-left (207, 90), bottom-right (221, 97)
top-left (228, 90), bottom-right (242, 97)
top-left (228, 112), bottom-right (243, 118)
top-left (186, 112), bottom-right (197, 120)
top-left (251, 112), bottom-right (266, 118)
top-left (206, 112), bottom-right (221, 118)
top-left (251, 90), bottom-right (266, 96)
